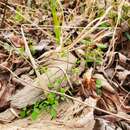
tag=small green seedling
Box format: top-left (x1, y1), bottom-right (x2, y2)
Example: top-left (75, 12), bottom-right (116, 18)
top-left (97, 44), bottom-right (107, 50)
top-left (99, 22), bottom-right (110, 28)
top-left (20, 92), bottom-right (59, 120)
top-left (96, 79), bottom-right (102, 95)
top-left (59, 88), bottom-right (66, 101)
top-left (14, 8), bottom-right (24, 23)
top-left (81, 37), bottom-right (92, 46)
top-left (39, 66), bottom-right (48, 74)
top-left (72, 67), bottom-right (80, 75)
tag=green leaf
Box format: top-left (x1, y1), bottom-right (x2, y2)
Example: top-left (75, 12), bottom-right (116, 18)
top-left (31, 108), bottom-right (40, 120)
top-left (95, 58), bottom-right (103, 65)
top-left (55, 78), bottom-right (63, 86)
top-left (14, 8), bottom-right (24, 23)
top-left (48, 82), bottom-right (54, 88)
top-left (81, 38), bottom-right (92, 45)
top-left (59, 50), bottom-right (68, 57)
top-left (97, 44), bottom-right (107, 49)
top-left (96, 8), bottom-right (105, 17)
top-left (39, 66), bottom-right (48, 74)
top-left (19, 110), bottom-right (26, 118)
top-left (96, 87), bottom-right (102, 95)
top-left (76, 59), bottom-right (81, 64)
top-left (16, 47), bottom-right (25, 55)
top-left (60, 88), bottom-right (65, 93)
top-left (99, 22), bottom-right (110, 28)
top-left (96, 79), bottom-right (102, 95)
top-left (50, 108), bottom-right (57, 119)
top-left (47, 93), bottom-right (56, 105)
top-left (29, 45), bottom-right (36, 55)
top-left (50, 0), bottom-right (61, 44)
top-left (72, 68), bottom-right (80, 74)
top-left (26, 109), bottom-right (32, 115)
top-left (59, 88), bottom-right (66, 101)
top-left (96, 79), bottom-right (102, 88)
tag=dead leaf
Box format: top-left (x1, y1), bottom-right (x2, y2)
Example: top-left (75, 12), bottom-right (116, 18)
top-left (9, 34), bottom-right (24, 48)
top-left (0, 108), bottom-right (18, 123)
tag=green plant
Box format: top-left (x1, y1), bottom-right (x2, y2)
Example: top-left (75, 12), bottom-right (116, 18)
top-left (96, 79), bottom-right (102, 95)
top-left (85, 47), bottom-right (104, 66)
top-left (96, 8), bottom-right (105, 18)
top-left (108, 10), bottom-right (118, 25)
top-left (20, 92), bottom-right (59, 120)
top-left (59, 88), bottom-right (66, 101)
top-left (20, 86), bottom-right (67, 120)
top-left (122, 4), bottom-right (130, 20)
top-left (99, 22), bottom-right (111, 28)
top-left (14, 8), bottom-right (24, 23)
top-left (81, 37), bottom-right (92, 46)
top-left (72, 67), bottom-right (80, 75)
top-left (50, 0), bottom-right (61, 44)
top-left (3, 43), bottom-right (13, 52)
top-left (83, 37), bottom-right (107, 66)
top-left (59, 50), bottom-right (68, 58)
top-left (28, 39), bottom-right (37, 55)
top-left (48, 77), bottom-right (63, 89)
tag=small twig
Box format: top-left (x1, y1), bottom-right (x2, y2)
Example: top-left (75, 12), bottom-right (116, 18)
top-left (119, 91), bottom-right (130, 110)
top-left (10, 108), bottom-right (19, 118)
top-left (104, 0), bottom-right (125, 69)
top-left (1, 0), bottom-right (8, 28)
top-left (21, 27), bottom-right (39, 75)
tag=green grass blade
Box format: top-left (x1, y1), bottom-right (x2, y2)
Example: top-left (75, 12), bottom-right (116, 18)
top-left (50, 0), bottom-right (61, 44)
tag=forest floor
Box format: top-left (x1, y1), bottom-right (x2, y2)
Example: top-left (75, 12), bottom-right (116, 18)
top-left (0, 0), bottom-right (130, 130)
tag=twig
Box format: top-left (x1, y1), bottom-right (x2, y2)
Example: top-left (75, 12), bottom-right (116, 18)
top-left (10, 108), bottom-right (19, 118)
top-left (0, 0), bottom-right (8, 28)
top-left (104, 0), bottom-right (125, 69)
top-left (21, 27), bottom-right (49, 94)
top-left (49, 65), bottom-right (73, 89)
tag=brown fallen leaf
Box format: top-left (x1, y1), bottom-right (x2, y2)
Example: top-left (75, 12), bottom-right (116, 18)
top-left (9, 34), bottom-right (24, 48)
top-left (0, 78), bottom-right (15, 111)
top-left (79, 68), bottom-right (98, 98)
top-left (0, 108), bottom-right (18, 123)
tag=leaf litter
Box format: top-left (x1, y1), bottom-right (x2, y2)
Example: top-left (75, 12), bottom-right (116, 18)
top-left (0, 0), bottom-right (130, 130)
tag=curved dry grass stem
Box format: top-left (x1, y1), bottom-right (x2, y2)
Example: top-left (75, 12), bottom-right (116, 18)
top-left (21, 27), bottom-right (39, 76)
top-left (49, 65), bottom-right (73, 89)
top-left (66, 6), bottom-right (112, 50)
top-left (119, 91), bottom-right (130, 111)
top-left (10, 108), bottom-right (19, 118)
top-left (21, 27), bottom-right (49, 94)
top-left (104, 0), bottom-right (125, 69)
